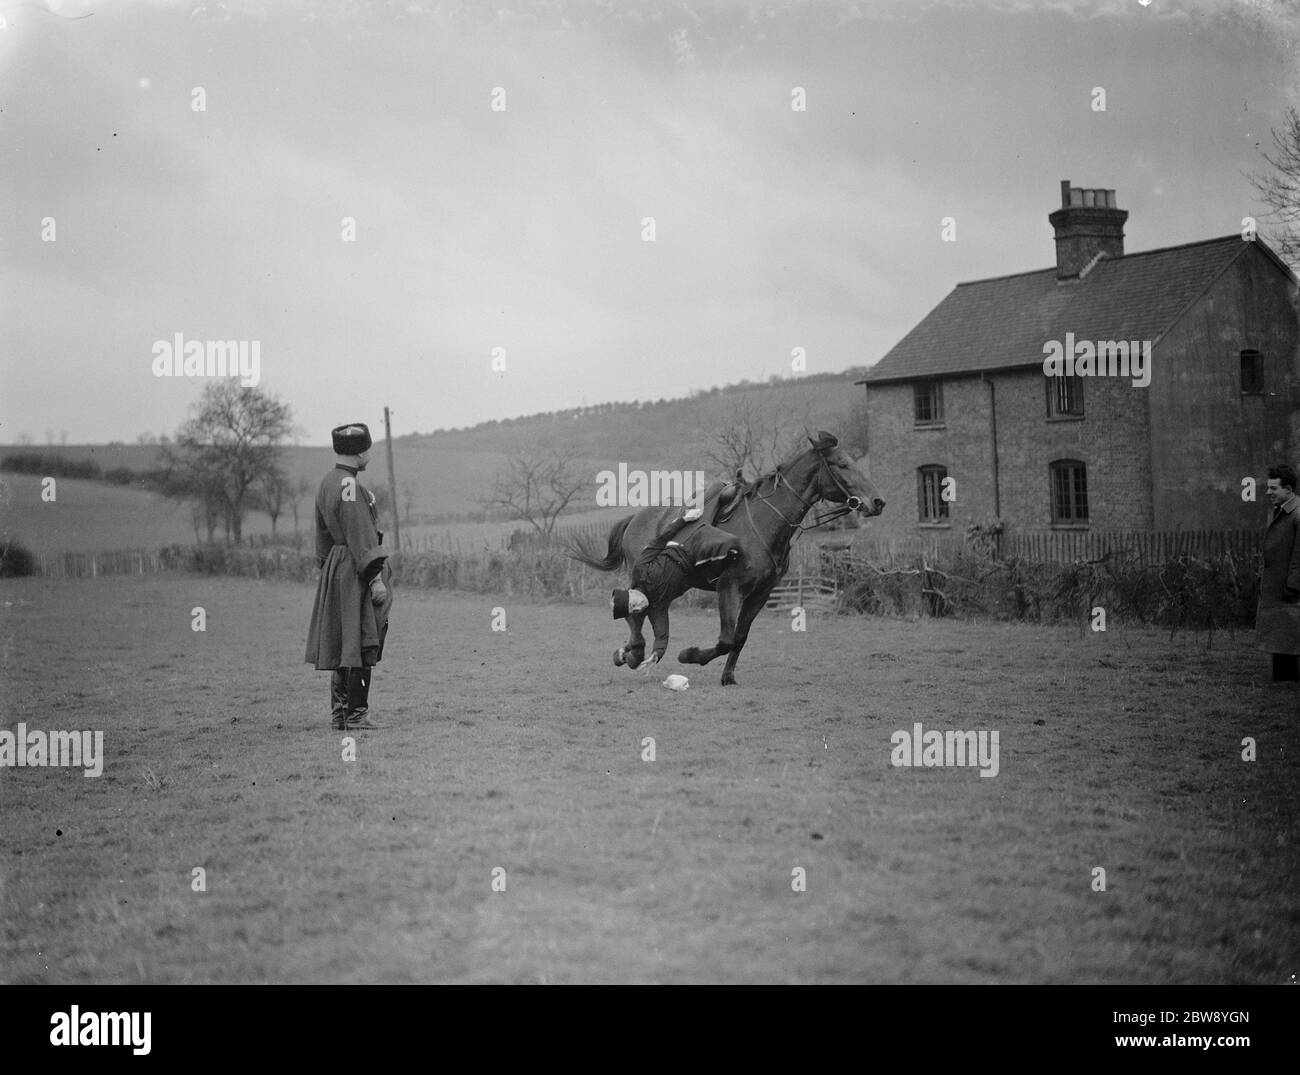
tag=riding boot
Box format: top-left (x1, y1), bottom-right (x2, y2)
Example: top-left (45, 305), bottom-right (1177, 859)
top-left (330, 669), bottom-right (348, 730)
top-left (346, 666), bottom-right (382, 728)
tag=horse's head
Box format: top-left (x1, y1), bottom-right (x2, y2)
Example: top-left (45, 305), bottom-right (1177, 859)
top-left (806, 431), bottom-right (885, 518)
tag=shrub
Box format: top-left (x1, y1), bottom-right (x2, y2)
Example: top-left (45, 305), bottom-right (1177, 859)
top-left (0, 539), bottom-right (37, 578)
top-left (831, 548), bottom-right (1258, 634)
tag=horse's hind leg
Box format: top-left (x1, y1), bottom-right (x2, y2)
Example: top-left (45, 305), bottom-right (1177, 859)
top-left (677, 579), bottom-right (741, 668)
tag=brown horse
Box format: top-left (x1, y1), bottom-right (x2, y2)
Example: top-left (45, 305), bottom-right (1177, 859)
top-left (570, 431), bottom-right (885, 685)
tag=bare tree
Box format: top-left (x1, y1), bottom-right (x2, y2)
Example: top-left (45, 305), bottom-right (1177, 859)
top-left (189, 495), bottom-right (220, 545)
top-left (702, 393), bottom-right (816, 479)
top-left (161, 383), bottom-right (295, 544)
top-left (482, 438), bottom-right (585, 536)
top-left (254, 470), bottom-right (293, 537)
top-left (289, 477), bottom-right (313, 536)
top-left (1249, 104), bottom-right (1300, 270)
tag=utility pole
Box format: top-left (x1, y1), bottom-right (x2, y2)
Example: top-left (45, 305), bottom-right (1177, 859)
top-left (384, 406), bottom-right (401, 552)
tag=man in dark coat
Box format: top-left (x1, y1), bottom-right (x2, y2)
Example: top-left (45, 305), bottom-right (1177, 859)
top-left (1256, 462), bottom-right (1300, 682)
top-left (305, 422), bottom-right (394, 728)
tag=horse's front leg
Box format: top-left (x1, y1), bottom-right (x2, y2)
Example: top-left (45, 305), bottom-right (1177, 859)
top-left (677, 578), bottom-right (742, 668)
top-left (718, 582), bottom-right (776, 686)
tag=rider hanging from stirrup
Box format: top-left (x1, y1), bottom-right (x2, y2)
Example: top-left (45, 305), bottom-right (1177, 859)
top-left (610, 477), bottom-right (745, 668)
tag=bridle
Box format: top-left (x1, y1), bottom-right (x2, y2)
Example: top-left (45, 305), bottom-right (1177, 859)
top-left (743, 448), bottom-right (866, 568)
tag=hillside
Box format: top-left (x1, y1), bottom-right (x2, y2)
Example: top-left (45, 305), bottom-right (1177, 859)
top-left (2, 370), bottom-right (871, 551)
top-left (402, 371), bottom-right (870, 461)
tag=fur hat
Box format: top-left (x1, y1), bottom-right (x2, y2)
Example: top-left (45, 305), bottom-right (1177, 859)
top-left (332, 423), bottom-right (372, 456)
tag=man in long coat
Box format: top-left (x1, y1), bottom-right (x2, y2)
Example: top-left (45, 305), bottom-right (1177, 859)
top-left (1256, 462), bottom-right (1300, 683)
top-left (305, 422), bottom-right (394, 728)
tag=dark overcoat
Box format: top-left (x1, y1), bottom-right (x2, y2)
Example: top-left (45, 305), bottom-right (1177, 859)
top-left (305, 465), bottom-right (393, 670)
top-left (1255, 499), bottom-right (1300, 655)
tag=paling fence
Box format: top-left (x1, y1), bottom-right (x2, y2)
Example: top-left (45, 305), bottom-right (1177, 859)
top-left (818, 528), bottom-right (1261, 568)
top-left (36, 548), bottom-right (179, 580)
top-left (32, 544), bottom-right (316, 582)
top-left (24, 529), bottom-right (1264, 629)
top-left (495, 521), bottom-right (612, 553)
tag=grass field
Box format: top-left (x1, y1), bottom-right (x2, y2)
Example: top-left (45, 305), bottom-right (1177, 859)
top-left (0, 465), bottom-right (680, 555)
top-left (1, 575), bottom-right (1296, 984)
top-left (0, 473), bottom-right (281, 553)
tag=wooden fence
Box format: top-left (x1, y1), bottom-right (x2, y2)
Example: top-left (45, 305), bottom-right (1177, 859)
top-left (765, 574), bottom-right (839, 613)
top-left (813, 528), bottom-right (1262, 568)
top-left (31, 528), bottom-right (1263, 583)
top-left (38, 549), bottom-right (173, 579)
top-left (499, 521), bottom-right (612, 552)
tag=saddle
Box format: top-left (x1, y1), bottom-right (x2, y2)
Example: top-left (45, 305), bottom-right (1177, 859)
top-left (651, 478), bottom-right (746, 587)
top-left (712, 475), bottom-right (746, 525)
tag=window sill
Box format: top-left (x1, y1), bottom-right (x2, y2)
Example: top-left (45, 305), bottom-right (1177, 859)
top-left (913, 423), bottom-right (946, 430)
top-left (1050, 523), bottom-right (1090, 530)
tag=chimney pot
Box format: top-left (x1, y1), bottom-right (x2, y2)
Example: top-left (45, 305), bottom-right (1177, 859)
top-left (1048, 182), bottom-right (1127, 279)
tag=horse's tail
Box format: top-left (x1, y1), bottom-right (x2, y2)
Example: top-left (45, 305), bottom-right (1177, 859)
top-left (568, 515), bottom-right (633, 572)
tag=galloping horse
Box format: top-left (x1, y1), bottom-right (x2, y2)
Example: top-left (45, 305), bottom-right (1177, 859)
top-left (570, 431), bottom-right (885, 685)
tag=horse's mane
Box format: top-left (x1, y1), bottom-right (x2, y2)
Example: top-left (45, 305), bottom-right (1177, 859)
top-left (739, 438), bottom-right (828, 498)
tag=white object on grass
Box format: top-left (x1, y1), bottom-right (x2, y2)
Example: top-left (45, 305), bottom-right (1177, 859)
top-left (662, 674), bottom-right (690, 691)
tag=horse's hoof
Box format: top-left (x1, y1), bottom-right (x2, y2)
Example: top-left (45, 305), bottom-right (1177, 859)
top-left (721, 673), bottom-right (737, 686)
top-left (678, 646), bottom-right (698, 664)
top-left (613, 648), bottom-right (625, 667)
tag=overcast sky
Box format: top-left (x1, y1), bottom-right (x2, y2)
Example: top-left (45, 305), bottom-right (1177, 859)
top-left (1, 0), bottom-right (1295, 445)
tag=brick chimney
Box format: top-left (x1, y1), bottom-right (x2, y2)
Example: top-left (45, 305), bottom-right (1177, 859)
top-left (1049, 180), bottom-right (1127, 279)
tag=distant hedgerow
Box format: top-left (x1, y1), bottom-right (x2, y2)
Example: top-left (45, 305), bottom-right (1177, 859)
top-left (1, 453), bottom-right (102, 481)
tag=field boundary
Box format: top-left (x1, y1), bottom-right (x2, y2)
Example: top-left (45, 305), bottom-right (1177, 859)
top-left (22, 532), bottom-right (1265, 634)
top-left (765, 574), bottom-right (839, 613)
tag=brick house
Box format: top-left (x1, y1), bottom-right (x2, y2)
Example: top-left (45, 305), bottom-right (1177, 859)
top-left (857, 180), bottom-right (1300, 542)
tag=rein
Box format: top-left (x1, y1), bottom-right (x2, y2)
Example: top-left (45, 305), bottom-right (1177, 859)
top-left (742, 452), bottom-right (862, 570)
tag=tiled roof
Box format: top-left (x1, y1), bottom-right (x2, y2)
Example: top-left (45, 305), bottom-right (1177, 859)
top-left (861, 235), bottom-right (1251, 383)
